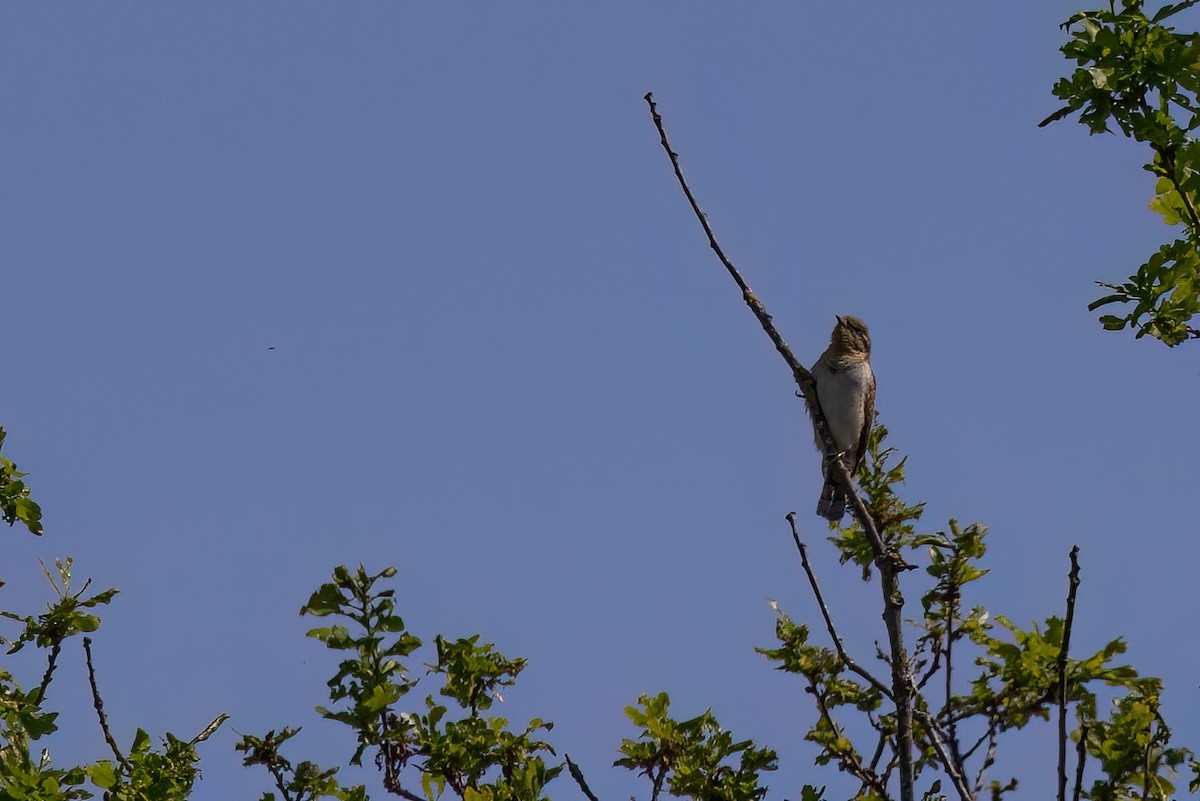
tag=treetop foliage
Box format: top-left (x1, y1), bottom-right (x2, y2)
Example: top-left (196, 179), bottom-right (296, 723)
top-left (1044, 0), bottom-right (1200, 345)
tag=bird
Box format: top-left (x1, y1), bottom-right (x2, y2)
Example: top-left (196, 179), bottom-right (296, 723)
top-left (806, 315), bottom-right (875, 521)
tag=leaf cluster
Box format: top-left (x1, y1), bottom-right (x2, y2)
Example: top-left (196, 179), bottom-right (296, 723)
top-left (1, 559), bottom-right (117, 656)
top-left (84, 729), bottom-right (203, 801)
top-left (241, 564), bottom-right (560, 801)
top-left (236, 727), bottom-right (366, 801)
top-left (0, 664), bottom-right (89, 801)
top-left (762, 423), bottom-right (1195, 800)
top-left (615, 692), bottom-right (786, 801)
top-left (0, 428), bottom-right (43, 537)
top-left (0, 557), bottom-right (223, 800)
top-left (1045, 0), bottom-right (1200, 345)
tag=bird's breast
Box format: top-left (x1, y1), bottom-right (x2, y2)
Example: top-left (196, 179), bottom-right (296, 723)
top-left (813, 360), bottom-right (873, 453)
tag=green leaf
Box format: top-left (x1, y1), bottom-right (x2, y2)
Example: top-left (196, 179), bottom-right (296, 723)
top-left (87, 761), bottom-right (118, 789)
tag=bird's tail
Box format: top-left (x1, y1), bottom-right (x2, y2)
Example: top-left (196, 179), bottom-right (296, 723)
top-left (816, 479), bottom-right (847, 521)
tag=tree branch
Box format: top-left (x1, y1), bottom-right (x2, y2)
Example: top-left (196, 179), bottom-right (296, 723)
top-left (83, 636), bottom-right (130, 769)
top-left (565, 754), bottom-right (601, 801)
top-left (912, 709), bottom-right (972, 801)
top-left (266, 758), bottom-right (294, 801)
top-left (914, 632), bottom-right (943, 691)
top-left (970, 724), bottom-right (999, 798)
top-left (1057, 547), bottom-right (1081, 801)
top-left (943, 583), bottom-right (964, 776)
top-left (643, 89), bottom-right (915, 801)
top-left (650, 763), bottom-right (666, 801)
top-left (34, 640), bottom-right (61, 705)
top-left (868, 726), bottom-right (889, 774)
top-left (786, 512), bottom-right (893, 701)
top-left (1072, 723), bottom-right (1088, 801)
top-left (807, 679), bottom-right (889, 798)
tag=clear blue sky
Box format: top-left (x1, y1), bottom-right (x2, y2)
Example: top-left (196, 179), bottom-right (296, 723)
top-left (4, 4), bottom-right (1198, 799)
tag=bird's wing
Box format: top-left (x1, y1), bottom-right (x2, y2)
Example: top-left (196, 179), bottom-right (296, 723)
top-left (853, 367), bottom-right (876, 472)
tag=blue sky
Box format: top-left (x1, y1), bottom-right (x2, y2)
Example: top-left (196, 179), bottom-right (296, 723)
top-left (4, 4), bottom-right (1199, 799)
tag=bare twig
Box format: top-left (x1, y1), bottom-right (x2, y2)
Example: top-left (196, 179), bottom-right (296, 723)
top-left (961, 728), bottom-right (989, 762)
top-left (1057, 547), bottom-right (1082, 801)
top-left (395, 786), bottom-right (427, 801)
top-left (83, 636), bottom-right (130, 769)
top-left (915, 634), bottom-right (943, 691)
top-left (868, 727), bottom-right (889, 774)
top-left (565, 754), bottom-right (601, 801)
top-left (34, 640), bottom-right (61, 704)
top-left (912, 709), bottom-right (972, 801)
top-left (643, 90), bottom-right (915, 801)
top-left (881, 751), bottom-right (899, 787)
top-left (786, 512), bottom-right (893, 701)
top-left (643, 93), bottom-right (806, 390)
top-left (1072, 723), bottom-right (1088, 801)
top-left (971, 724), bottom-right (999, 798)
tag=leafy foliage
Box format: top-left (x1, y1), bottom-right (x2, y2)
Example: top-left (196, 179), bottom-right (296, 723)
top-left (0, 663), bottom-right (89, 801)
top-left (0, 558), bottom-right (118, 656)
top-left (615, 692), bottom-right (785, 801)
top-left (236, 727), bottom-right (366, 801)
top-left (241, 564), bottom-right (560, 801)
top-left (760, 424), bottom-right (1194, 800)
top-left (0, 553), bottom-right (224, 800)
top-left (85, 728), bottom-right (204, 801)
top-left (0, 427), bottom-right (43, 536)
top-left (1044, 0), bottom-right (1200, 345)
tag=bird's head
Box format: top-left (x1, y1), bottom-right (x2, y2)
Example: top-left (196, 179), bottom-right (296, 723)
top-left (830, 315), bottom-right (871, 356)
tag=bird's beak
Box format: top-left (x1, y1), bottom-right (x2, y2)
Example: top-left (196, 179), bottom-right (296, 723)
top-left (835, 315), bottom-right (844, 325)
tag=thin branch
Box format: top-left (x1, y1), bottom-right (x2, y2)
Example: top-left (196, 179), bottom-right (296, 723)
top-left (1141, 736), bottom-right (1152, 801)
top-left (643, 93), bottom-right (801, 383)
top-left (807, 680), bottom-right (889, 798)
top-left (912, 709), bottom-right (972, 801)
top-left (1057, 547), bottom-right (1082, 801)
top-left (868, 726), bottom-right (889, 774)
top-left (915, 634), bottom-right (944, 691)
top-left (34, 640), bottom-right (62, 704)
top-left (650, 763), bottom-right (666, 801)
top-left (786, 512), bottom-right (893, 701)
top-left (971, 725), bottom-right (999, 798)
top-left (83, 636), bottom-right (130, 769)
top-left (1072, 723), bottom-right (1088, 801)
top-left (961, 718), bottom-right (996, 762)
top-left (944, 584), bottom-right (964, 777)
top-left (881, 750), bottom-right (899, 787)
top-left (394, 786), bottom-right (427, 801)
top-left (565, 754), bottom-right (601, 801)
top-left (266, 758), bottom-right (293, 801)
top-left (644, 90), bottom-right (915, 801)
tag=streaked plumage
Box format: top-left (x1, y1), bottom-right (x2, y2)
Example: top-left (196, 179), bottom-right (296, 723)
top-left (806, 315), bottom-right (875, 521)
